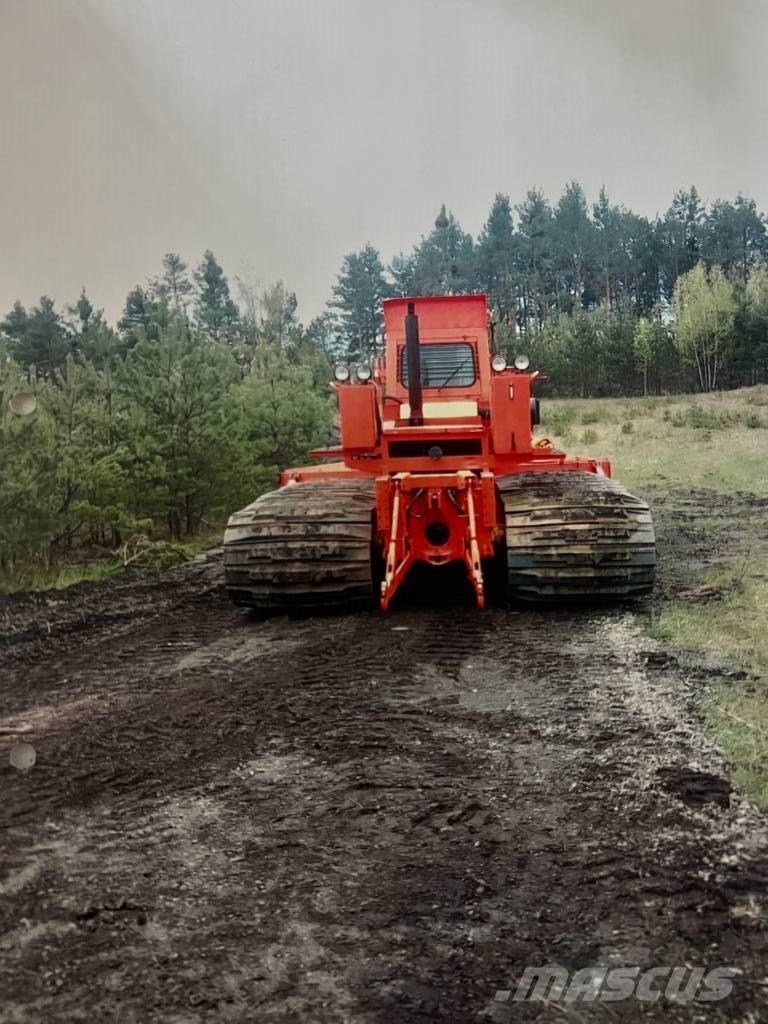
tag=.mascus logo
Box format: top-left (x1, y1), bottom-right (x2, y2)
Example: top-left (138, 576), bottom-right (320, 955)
top-left (490, 964), bottom-right (736, 1016)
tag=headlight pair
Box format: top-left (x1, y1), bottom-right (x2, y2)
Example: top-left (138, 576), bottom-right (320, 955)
top-left (491, 354), bottom-right (530, 372)
top-left (334, 364), bottom-right (371, 383)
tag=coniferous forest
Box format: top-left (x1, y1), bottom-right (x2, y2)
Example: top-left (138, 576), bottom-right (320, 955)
top-left (3, 182), bottom-right (768, 573)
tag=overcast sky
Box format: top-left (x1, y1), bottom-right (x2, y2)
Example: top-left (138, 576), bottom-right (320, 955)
top-left (1, 0), bottom-right (766, 324)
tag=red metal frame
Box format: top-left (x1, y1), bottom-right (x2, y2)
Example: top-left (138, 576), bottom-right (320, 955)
top-left (281, 294), bottom-right (611, 609)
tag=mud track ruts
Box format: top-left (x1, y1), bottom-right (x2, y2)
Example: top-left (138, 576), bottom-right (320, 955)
top-left (1, 548), bottom-right (767, 1023)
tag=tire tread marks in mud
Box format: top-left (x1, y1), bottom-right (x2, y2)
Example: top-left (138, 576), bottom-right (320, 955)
top-left (4, 561), bottom-right (768, 1023)
top-left (498, 470), bottom-right (656, 600)
top-left (223, 479), bottom-right (376, 610)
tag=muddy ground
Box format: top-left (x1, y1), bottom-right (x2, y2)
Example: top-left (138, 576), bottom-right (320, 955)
top-left (2, 490), bottom-right (768, 1023)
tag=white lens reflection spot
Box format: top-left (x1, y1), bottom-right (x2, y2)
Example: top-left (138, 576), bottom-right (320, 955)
top-left (10, 742), bottom-right (36, 771)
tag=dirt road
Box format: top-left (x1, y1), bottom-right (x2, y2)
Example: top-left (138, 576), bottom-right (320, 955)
top-left (2, 493), bottom-right (768, 1022)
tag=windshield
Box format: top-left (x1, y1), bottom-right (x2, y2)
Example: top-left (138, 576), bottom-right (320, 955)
top-left (399, 342), bottom-right (476, 388)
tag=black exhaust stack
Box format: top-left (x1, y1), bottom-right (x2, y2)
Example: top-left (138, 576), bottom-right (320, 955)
top-left (404, 302), bottom-right (423, 426)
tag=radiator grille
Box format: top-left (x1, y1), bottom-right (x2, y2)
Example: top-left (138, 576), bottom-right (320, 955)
top-left (388, 439), bottom-right (482, 458)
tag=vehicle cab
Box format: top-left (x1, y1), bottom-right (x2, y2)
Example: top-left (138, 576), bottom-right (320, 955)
top-left (381, 294), bottom-right (490, 428)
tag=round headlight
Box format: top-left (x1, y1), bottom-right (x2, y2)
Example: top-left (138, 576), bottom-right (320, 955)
top-left (333, 364), bottom-right (351, 382)
top-left (355, 364), bottom-right (372, 382)
top-left (514, 354), bottom-right (531, 371)
top-left (9, 392), bottom-right (37, 417)
top-left (491, 354), bottom-right (507, 373)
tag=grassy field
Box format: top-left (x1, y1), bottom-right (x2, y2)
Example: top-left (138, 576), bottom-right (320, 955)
top-left (540, 385), bottom-right (768, 807)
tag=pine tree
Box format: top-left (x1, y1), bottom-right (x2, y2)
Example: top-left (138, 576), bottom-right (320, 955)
top-left (740, 259), bottom-right (768, 384)
top-left (238, 344), bottom-right (333, 486)
top-left (703, 196), bottom-right (767, 284)
top-left (553, 181), bottom-right (594, 313)
top-left (119, 286), bottom-right (161, 345)
top-left (389, 252), bottom-right (419, 297)
top-left (161, 253), bottom-right (193, 315)
top-left (660, 186), bottom-right (705, 297)
top-left (516, 189), bottom-right (555, 332)
top-left (119, 321), bottom-right (241, 537)
top-left (1, 297), bottom-right (72, 377)
top-left (476, 194), bottom-right (517, 324)
top-left (0, 346), bottom-right (51, 567)
top-left (330, 244), bottom-right (390, 361)
top-left (418, 205), bottom-right (475, 294)
top-left (259, 282), bottom-right (301, 351)
top-left (194, 250), bottom-right (239, 342)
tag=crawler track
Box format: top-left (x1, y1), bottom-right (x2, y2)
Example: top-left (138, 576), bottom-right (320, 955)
top-left (498, 470), bottom-right (656, 600)
top-left (225, 471), bottom-right (655, 612)
top-left (223, 478), bottom-right (376, 610)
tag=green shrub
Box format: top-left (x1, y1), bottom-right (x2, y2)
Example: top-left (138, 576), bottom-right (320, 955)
top-left (116, 535), bottom-right (193, 573)
top-left (581, 407), bottom-right (608, 425)
top-left (670, 403), bottom-right (737, 430)
top-left (545, 406), bottom-right (578, 435)
top-left (621, 421), bottom-right (634, 435)
top-left (745, 413), bottom-right (766, 429)
top-left (623, 399), bottom-right (657, 418)
top-left (580, 429), bottom-right (598, 445)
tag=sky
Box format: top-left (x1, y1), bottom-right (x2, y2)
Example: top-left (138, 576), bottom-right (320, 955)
top-left (1, 0), bottom-right (766, 324)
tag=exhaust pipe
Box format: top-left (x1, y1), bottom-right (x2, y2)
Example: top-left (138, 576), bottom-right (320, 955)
top-left (404, 302), bottom-right (423, 426)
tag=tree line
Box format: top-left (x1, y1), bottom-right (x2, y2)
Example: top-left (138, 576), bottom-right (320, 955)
top-left (2, 182), bottom-right (767, 573)
top-left (329, 185), bottom-right (768, 395)
top-left (1, 255), bottom-right (332, 572)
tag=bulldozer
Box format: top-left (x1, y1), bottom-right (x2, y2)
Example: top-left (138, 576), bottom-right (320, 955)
top-left (223, 294), bottom-right (655, 611)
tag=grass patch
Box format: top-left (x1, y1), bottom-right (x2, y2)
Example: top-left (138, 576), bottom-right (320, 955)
top-left (650, 543), bottom-right (768, 811)
top-left (702, 684), bottom-right (768, 810)
top-left (650, 542), bottom-right (768, 810)
top-left (581, 406), bottom-right (609, 425)
top-left (541, 388), bottom-right (768, 496)
top-left (4, 560), bottom-right (119, 594)
top-left (650, 573), bottom-right (768, 679)
top-left (0, 530), bottom-right (221, 595)
top-left (541, 383), bottom-right (768, 808)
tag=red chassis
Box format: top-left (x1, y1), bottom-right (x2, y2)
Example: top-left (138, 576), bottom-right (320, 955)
top-left (281, 295), bottom-right (610, 610)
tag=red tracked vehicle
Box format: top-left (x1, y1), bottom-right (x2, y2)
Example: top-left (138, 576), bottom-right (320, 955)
top-left (223, 294), bottom-right (655, 611)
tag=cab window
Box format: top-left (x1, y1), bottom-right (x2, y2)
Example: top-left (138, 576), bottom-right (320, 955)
top-left (399, 342), bottom-right (476, 388)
